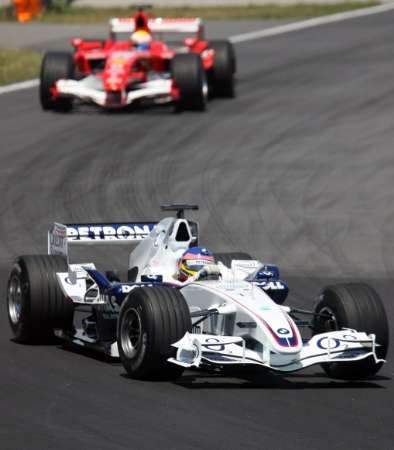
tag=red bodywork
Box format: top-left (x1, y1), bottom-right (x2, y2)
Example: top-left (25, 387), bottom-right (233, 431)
top-left (69, 11), bottom-right (214, 95)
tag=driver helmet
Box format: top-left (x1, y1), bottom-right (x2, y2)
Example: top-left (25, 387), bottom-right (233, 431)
top-left (130, 30), bottom-right (152, 50)
top-left (178, 247), bottom-right (215, 282)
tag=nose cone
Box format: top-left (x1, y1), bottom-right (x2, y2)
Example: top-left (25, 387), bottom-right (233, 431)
top-left (260, 314), bottom-right (302, 354)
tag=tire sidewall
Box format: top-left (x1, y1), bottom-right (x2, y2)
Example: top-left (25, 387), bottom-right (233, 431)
top-left (209, 41), bottom-right (235, 97)
top-left (40, 52), bottom-right (74, 111)
top-left (172, 54), bottom-right (206, 111)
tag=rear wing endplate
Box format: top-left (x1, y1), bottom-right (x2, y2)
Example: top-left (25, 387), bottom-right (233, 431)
top-left (110, 17), bottom-right (204, 38)
top-left (48, 222), bottom-right (156, 257)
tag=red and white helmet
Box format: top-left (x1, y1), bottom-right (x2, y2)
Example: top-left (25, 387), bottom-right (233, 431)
top-left (130, 30), bottom-right (152, 49)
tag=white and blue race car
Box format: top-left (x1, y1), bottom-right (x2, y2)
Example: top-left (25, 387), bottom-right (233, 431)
top-left (7, 205), bottom-right (389, 380)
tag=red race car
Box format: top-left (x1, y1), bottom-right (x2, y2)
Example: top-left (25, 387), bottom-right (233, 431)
top-left (39, 10), bottom-right (236, 112)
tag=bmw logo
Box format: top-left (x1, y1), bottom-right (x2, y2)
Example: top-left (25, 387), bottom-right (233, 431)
top-left (277, 328), bottom-right (290, 335)
top-left (261, 271), bottom-right (273, 277)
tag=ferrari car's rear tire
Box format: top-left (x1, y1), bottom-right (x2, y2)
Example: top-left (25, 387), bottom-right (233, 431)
top-left (209, 40), bottom-right (235, 98)
top-left (7, 255), bottom-right (74, 343)
top-left (40, 51), bottom-right (74, 112)
top-left (214, 252), bottom-right (253, 268)
top-left (313, 283), bottom-right (389, 379)
top-left (172, 53), bottom-right (207, 111)
top-left (117, 286), bottom-right (192, 380)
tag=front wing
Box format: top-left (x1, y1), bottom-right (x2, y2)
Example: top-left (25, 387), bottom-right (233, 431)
top-left (169, 329), bottom-right (384, 372)
top-left (55, 77), bottom-right (173, 108)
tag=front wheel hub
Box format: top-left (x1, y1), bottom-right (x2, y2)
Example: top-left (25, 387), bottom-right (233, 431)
top-left (120, 308), bottom-right (143, 358)
top-left (8, 276), bottom-right (23, 325)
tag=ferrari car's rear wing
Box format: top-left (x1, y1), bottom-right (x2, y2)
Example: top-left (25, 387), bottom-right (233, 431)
top-left (48, 222), bottom-right (156, 256)
top-left (110, 17), bottom-right (204, 38)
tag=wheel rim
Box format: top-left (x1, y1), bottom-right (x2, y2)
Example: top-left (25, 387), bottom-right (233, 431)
top-left (120, 308), bottom-right (143, 359)
top-left (318, 306), bottom-right (338, 332)
top-left (202, 73), bottom-right (208, 102)
top-left (8, 276), bottom-right (23, 325)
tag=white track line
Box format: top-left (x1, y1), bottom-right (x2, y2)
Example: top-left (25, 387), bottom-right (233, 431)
top-left (1, 2), bottom-right (394, 95)
top-left (0, 79), bottom-right (39, 95)
top-left (230, 2), bottom-right (394, 43)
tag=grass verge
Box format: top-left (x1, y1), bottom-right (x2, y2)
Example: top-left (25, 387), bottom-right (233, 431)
top-left (0, 3), bottom-right (380, 23)
top-left (0, 49), bottom-right (41, 86)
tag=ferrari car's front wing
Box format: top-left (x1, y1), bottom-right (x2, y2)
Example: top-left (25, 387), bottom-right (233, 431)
top-left (56, 76), bottom-right (172, 108)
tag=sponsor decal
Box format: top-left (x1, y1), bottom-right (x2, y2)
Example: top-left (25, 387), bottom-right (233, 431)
top-left (259, 281), bottom-right (286, 290)
top-left (317, 337), bottom-right (341, 350)
top-left (66, 223), bottom-right (155, 241)
top-left (185, 258), bottom-right (214, 267)
top-left (234, 260), bottom-right (259, 268)
top-left (277, 328), bottom-right (290, 335)
top-left (121, 285), bottom-right (137, 294)
top-left (261, 270), bottom-right (274, 277)
top-left (49, 222), bottom-right (68, 255)
top-left (141, 274), bottom-right (163, 283)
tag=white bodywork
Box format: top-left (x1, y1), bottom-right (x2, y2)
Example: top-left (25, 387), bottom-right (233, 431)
top-left (110, 17), bottom-right (203, 36)
top-left (169, 273), bottom-right (381, 371)
top-left (56, 76), bottom-right (172, 107)
top-left (49, 216), bottom-right (384, 372)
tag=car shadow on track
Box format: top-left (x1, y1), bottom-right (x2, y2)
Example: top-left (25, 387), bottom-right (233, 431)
top-left (58, 341), bottom-right (122, 365)
top-left (174, 370), bottom-right (390, 390)
top-left (47, 101), bottom-right (217, 117)
top-left (25, 340), bottom-right (390, 388)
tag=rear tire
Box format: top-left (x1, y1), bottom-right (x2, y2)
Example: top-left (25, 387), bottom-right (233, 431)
top-left (117, 286), bottom-right (191, 380)
top-left (209, 40), bottom-right (236, 98)
top-left (40, 51), bottom-right (75, 112)
top-left (313, 283), bottom-right (389, 379)
top-left (172, 53), bottom-right (207, 111)
top-left (7, 255), bottom-right (74, 343)
top-left (214, 252), bottom-right (253, 268)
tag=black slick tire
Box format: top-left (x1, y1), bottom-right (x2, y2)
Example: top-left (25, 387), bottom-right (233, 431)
top-left (40, 51), bottom-right (75, 111)
top-left (313, 283), bottom-right (389, 379)
top-left (117, 286), bottom-right (191, 380)
top-left (7, 255), bottom-right (74, 343)
top-left (172, 53), bottom-right (207, 111)
top-left (209, 40), bottom-right (235, 98)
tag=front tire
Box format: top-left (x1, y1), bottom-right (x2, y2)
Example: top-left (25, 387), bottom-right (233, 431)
top-left (314, 283), bottom-right (389, 379)
top-left (172, 53), bottom-right (207, 111)
top-left (40, 51), bottom-right (75, 112)
top-left (117, 286), bottom-right (191, 380)
top-left (7, 255), bottom-right (74, 343)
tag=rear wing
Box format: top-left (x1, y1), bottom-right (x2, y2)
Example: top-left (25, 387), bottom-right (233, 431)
top-left (110, 17), bottom-right (204, 39)
top-left (48, 222), bottom-right (156, 256)
top-left (48, 219), bottom-right (199, 257)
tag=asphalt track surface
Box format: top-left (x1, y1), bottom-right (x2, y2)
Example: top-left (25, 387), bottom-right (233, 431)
top-left (1, 12), bottom-right (394, 450)
top-left (0, 20), bottom-right (290, 51)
